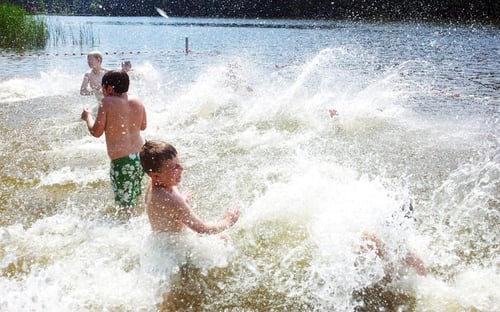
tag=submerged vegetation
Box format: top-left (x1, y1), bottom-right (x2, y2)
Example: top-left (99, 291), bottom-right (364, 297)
top-left (0, 3), bottom-right (48, 51)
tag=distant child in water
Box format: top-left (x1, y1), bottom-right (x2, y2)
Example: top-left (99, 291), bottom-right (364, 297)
top-left (80, 50), bottom-right (109, 103)
top-left (140, 140), bottom-right (240, 235)
top-left (121, 60), bottom-right (132, 72)
top-left (81, 70), bottom-right (147, 212)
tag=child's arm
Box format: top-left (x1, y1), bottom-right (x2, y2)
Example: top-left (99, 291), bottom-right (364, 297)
top-left (177, 199), bottom-right (240, 235)
top-left (404, 252), bottom-right (427, 276)
top-left (81, 106), bottom-right (105, 137)
top-left (80, 73), bottom-right (92, 95)
top-left (129, 97), bottom-right (147, 130)
top-left (140, 104), bottom-right (147, 130)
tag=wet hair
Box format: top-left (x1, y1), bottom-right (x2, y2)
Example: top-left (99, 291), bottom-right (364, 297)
top-left (101, 70), bottom-right (129, 94)
top-left (140, 140), bottom-right (177, 173)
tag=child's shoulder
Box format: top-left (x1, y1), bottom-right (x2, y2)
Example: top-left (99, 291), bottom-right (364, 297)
top-left (128, 95), bottom-right (144, 104)
top-left (101, 94), bottom-right (125, 105)
top-left (149, 188), bottom-right (183, 211)
top-left (156, 187), bottom-right (183, 202)
top-left (122, 95), bottom-right (144, 110)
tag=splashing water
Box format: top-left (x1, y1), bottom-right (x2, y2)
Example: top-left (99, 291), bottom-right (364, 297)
top-left (1, 17), bottom-right (499, 311)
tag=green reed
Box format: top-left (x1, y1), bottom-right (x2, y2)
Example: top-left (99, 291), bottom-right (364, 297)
top-left (0, 3), bottom-right (49, 51)
top-left (74, 24), bottom-right (98, 48)
top-left (47, 22), bottom-right (99, 49)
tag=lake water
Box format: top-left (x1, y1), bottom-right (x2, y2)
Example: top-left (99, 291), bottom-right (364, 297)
top-left (0, 16), bottom-right (499, 311)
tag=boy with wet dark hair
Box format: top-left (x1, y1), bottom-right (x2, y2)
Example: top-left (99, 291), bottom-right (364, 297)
top-left (140, 140), bottom-right (240, 234)
top-left (101, 70), bottom-right (129, 93)
top-left (81, 70), bottom-right (147, 211)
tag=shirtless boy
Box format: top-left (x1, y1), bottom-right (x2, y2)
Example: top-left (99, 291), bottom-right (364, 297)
top-left (139, 140), bottom-right (240, 234)
top-left (80, 50), bottom-right (108, 102)
top-left (81, 70), bottom-right (147, 209)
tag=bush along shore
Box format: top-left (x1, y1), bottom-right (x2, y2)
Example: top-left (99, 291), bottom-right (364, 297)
top-left (0, 3), bottom-right (48, 52)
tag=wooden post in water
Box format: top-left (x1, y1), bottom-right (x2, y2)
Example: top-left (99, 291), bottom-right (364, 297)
top-left (185, 37), bottom-right (189, 54)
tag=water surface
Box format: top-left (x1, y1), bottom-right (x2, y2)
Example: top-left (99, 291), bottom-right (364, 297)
top-left (0, 16), bottom-right (499, 311)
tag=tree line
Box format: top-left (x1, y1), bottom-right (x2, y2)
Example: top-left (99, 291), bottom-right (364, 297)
top-left (5, 0), bottom-right (499, 22)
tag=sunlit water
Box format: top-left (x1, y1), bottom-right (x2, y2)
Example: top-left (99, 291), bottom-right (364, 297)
top-left (1, 16), bottom-right (499, 311)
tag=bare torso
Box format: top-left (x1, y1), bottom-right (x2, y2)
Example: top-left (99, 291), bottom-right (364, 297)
top-left (80, 68), bottom-right (107, 101)
top-left (87, 69), bottom-right (105, 92)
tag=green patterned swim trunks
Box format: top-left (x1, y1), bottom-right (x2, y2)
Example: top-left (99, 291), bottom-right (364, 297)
top-left (110, 152), bottom-right (144, 207)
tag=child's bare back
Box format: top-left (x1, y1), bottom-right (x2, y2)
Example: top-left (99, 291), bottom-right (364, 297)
top-left (97, 94), bottom-right (146, 160)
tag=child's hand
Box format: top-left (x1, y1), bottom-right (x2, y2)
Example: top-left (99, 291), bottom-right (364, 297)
top-left (224, 204), bottom-right (241, 226)
top-left (81, 108), bottom-right (92, 120)
top-left (182, 190), bottom-right (195, 203)
top-left (404, 253), bottom-right (427, 276)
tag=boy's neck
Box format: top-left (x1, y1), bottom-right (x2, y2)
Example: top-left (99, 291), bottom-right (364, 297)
top-left (153, 182), bottom-right (175, 193)
top-left (106, 91), bottom-right (125, 97)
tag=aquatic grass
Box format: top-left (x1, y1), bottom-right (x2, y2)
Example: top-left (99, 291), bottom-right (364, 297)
top-left (48, 22), bottom-right (66, 46)
top-left (0, 3), bottom-right (49, 52)
top-left (47, 22), bottom-right (99, 49)
top-left (74, 24), bottom-right (97, 47)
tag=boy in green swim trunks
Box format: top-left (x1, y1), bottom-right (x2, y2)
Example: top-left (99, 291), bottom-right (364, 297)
top-left (81, 70), bottom-right (147, 211)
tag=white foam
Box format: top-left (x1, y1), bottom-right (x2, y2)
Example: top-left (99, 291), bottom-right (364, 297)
top-left (0, 70), bottom-right (78, 103)
top-left (414, 268), bottom-right (500, 311)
